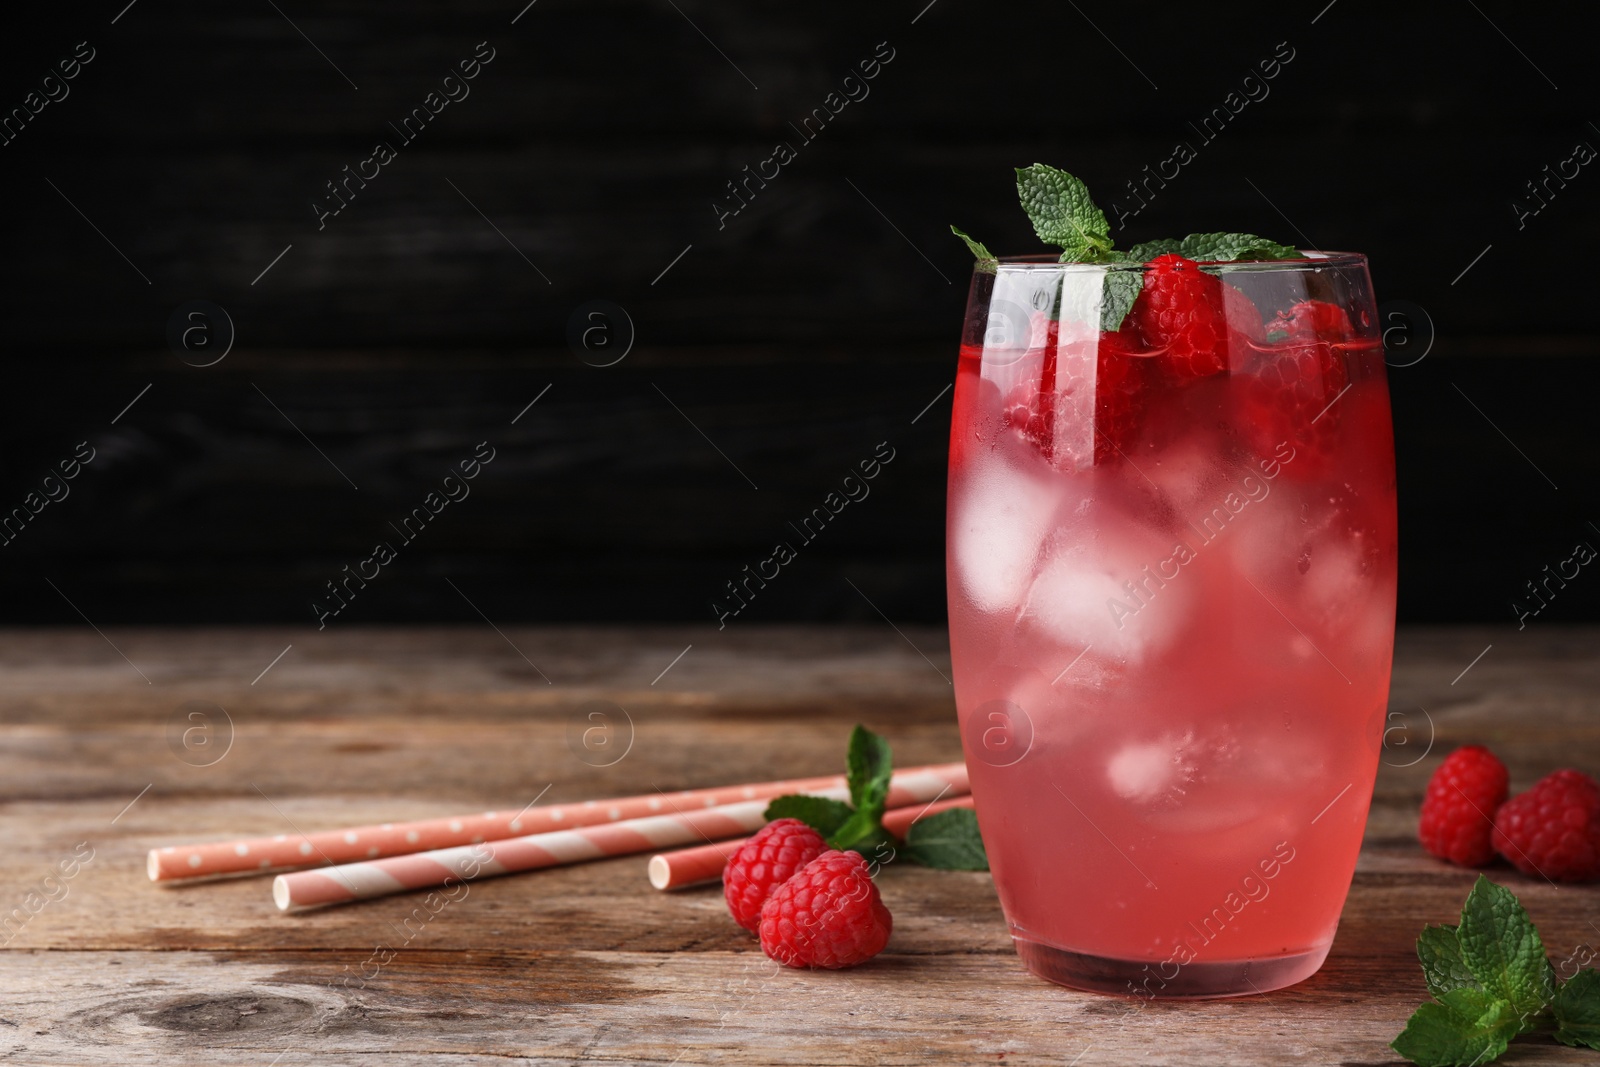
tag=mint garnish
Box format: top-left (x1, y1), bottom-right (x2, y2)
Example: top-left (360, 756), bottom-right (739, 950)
top-left (1455, 875), bottom-right (1555, 1018)
top-left (762, 724), bottom-right (987, 871)
top-left (1177, 232), bottom-right (1299, 262)
top-left (845, 724), bottom-right (893, 816)
top-left (1554, 970), bottom-right (1600, 1049)
top-left (763, 794), bottom-right (853, 837)
top-left (949, 163), bottom-right (1299, 332)
top-left (1014, 164), bottom-right (1114, 262)
top-left (823, 725), bottom-right (897, 852)
top-left (1395, 988), bottom-right (1523, 1067)
top-left (827, 807), bottom-right (900, 855)
top-left (902, 807), bottom-right (988, 870)
top-left (1126, 237), bottom-right (1182, 261)
top-left (1099, 270), bottom-right (1143, 333)
top-left (1393, 876), bottom-right (1600, 1066)
top-left (950, 226), bottom-right (997, 272)
top-left (1417, 924), bottom-right (1480, 998)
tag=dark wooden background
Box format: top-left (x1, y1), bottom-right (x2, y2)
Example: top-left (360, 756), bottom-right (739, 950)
top-left (0, 0), bottom-right (1595, 625)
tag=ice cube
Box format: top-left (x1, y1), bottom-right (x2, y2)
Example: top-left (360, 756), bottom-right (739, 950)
top-left (950, 448), bottom-right (1060, 615)
top-left (1224, 478), bottom-right (1319, 594)
top-left (1020, 527), bottom-right (1194, 666)
top-left (1108, 734), bottom-right (1196, 803)
top-left (1301, 538), bottom-right (1365, 629)
top-left (1140, 438), bottom-right (1238, 529)
top-left (1228, 483), bottom-right (1380, 643)
top-left (1126, 720), bottom-right (1321, 837)
top-left (994, 659), bottom-right (1118, 756)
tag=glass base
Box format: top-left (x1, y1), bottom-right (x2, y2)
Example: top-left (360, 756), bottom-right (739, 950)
top-left (1012, 936), bottom-right (1331, 999)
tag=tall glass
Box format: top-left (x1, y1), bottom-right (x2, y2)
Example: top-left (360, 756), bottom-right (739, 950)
top-left (946, 253), bottom-right (1397, 997)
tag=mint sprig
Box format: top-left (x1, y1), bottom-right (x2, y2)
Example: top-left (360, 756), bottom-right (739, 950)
top-left (1455, 875), bottom-right (1555, 1018)
top-left (763, 794), bottom-right (853, 837)
top-left (1099, 271), bottom-right (1143, 333)
top-left (948, 163), bottom-right (1299, 330)
top-left (1176, 232), bottom-right (1298, 262)
top-left (1417, 924), bottom-right (1479, 998)
top-left (1393, 876), bottom-right (1600, 1066)
top-left (1554, 970), bottom-right (1600, 1049)
top-left (829, 724), bottom-right (897, 854)
top-left (761, 724), bottom-right (986, 871)
top-left (1125, 237), bottom-right (1182, 261)
top-left (1396, 988), bottom-right (1523, 1067)
top-left (846, 725), bottom-right (892, 815)
top-left (1014, 164), bottom-right (1114, 262)
top-left (902, 807), bottom-right (988, 870)
top-left (950, 226), bottom-right (997, 272)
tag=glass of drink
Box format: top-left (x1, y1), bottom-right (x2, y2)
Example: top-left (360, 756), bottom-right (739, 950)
top-left (946, 252), bottom-right (1396, 997)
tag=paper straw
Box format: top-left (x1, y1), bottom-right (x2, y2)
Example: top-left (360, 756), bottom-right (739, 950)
top-left (149, 761), bottom-right (966, 882)
top-left (273, 765), bottom-right (968, 911)
top-left (646, 795), bottom-right (977, 890)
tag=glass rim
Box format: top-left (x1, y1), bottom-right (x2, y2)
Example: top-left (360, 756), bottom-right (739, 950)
top-left (988, 250), bottom-right (1368, 272)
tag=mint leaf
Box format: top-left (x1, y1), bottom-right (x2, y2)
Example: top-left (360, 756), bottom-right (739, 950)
top-left (951, 225), bottom-right (997, 272)
top-left (1126, 238), bottom-right (1181, 262)
top-left (1470, 994), bottom-right (1524, 1038)
top-left (1394, 999), bottom-right (1475, 1066)
top-left (1177, 232), bottom-right (1297, 262)
top-left (1418, 925), bottom-right (1481, 999)
top-left (1100, 269), bottom-right (1143, 332)
top-left (1015, 164), bottom-right (1112, 262)
top-left (828, 808), bottom-right (898, 855)
top-left (1553, 968), bottom-right (1600, 1049)
top-left (1392, 988), bottom-right (1519, 1067)
top-left (1394, 881), bottom-right (1583, 1064)
top-left (764, 794), bottom-right (854, 837)
top-left (845, 725), bottom-right (893, 819)
top-left (903, 807), bottom-right (989, 870)
top-left (826, 724), bottom-right (896, 854)
top-left (1456, 875), bottom-right (1555, 1023)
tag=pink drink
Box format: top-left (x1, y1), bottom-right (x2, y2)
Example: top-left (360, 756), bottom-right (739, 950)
top-left (947, 254), bottom-right (1397, 997)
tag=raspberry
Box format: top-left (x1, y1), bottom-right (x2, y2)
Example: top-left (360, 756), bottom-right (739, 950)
top-left (758, 850), bottom-right (893, 969)
top-left (1055, 330), bottom-right (1150, 464)
top-left (1004, 327), bottom-right (1153, 468)
top-left (1091, 332), bottom-right (1149, 463)
top-left (1418, 745), bottom-right (1509, 866)
top-left (1000, 315), bottom-right (1062, 456)
top-left (1492, 769), bottom-right (1600, 882)
top-left (1130, 254), bottom-right (1231, 378)
top-left (1269, 299), bottom-right (1354, 343)
top-left (1236, 300), bottom-right (1352, 476)
top-left (722, 818), bottom-right (828, 932)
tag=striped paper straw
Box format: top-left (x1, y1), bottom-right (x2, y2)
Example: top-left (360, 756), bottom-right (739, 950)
top-left (646, 795), bottom-right (976, 890)
top-left (149, 762), bottom-right (965, 882)
top-left (273, 765), bottom-right (968, 911)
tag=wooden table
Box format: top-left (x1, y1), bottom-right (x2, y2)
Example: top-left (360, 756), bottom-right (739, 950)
top-left (3, 625), bottom-right (1598, 1065)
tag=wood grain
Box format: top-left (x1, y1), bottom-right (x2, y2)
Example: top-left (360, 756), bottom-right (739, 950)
top-left (3, 624), bottom-right (1600, 1064)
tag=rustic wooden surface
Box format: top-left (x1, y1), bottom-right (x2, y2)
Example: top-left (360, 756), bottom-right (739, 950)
top-left (3, 624), bottom-right (1599, 1065)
